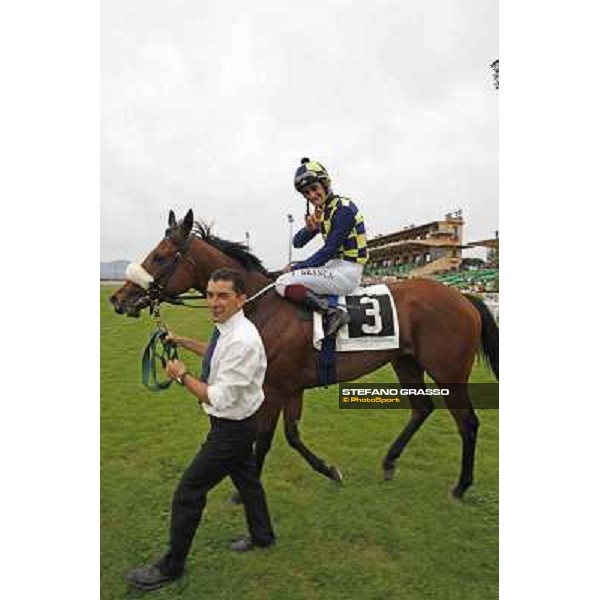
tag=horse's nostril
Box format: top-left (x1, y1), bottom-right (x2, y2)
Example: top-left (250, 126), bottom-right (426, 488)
top-left (109, 295), bottom-right (123, 314)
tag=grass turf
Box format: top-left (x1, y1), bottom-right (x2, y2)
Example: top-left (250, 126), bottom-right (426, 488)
top-left (101, 286), bottom-right (498, 599)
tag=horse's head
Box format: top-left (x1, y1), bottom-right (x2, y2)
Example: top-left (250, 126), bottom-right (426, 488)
top-left (110, 209), bottom-right (198, 317)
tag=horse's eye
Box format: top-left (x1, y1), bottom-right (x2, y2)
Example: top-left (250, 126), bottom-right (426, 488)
top-left (153, 254), bottom-right (167, 265)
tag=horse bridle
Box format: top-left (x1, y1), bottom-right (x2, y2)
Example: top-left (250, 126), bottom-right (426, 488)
top-left (128, 234), bottom-right (278, 316)
top-left (132, 232), bottom-right (276, 392)
top-left (132, 237), bottom-right (204, 314)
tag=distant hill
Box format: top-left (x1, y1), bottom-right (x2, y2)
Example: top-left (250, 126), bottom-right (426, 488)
top-left (100, 260), bottom-right (129, 280)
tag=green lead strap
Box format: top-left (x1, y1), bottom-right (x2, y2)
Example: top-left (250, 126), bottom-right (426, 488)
top-left (141, 327), bottom-right (179, 391)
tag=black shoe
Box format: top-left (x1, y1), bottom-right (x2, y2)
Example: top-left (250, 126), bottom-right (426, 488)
top-left (293, 289), bottom-right (350, 338)
top-left (126, 563), bottom-right (182, 591)
top-left (324, 308), bottom-right (350, 337)
top-left (230, 536), bottom-right (276, 553)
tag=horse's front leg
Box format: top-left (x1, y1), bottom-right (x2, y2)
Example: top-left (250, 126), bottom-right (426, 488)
top-left (254, 401), bottom-right (282, 477)
top-left (283, 391), bottom-right (343, 483)
top-left (229, 397), bottom-right (281, 505)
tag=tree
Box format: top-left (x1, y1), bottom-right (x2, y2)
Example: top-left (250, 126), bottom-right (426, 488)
top-left (461, 257), bottom-right (486, 270)
top-left (490, 59), bottom-right (499, 89)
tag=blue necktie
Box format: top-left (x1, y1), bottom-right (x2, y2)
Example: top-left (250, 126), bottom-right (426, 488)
top-left (200, 328), bottom-right (221, 382)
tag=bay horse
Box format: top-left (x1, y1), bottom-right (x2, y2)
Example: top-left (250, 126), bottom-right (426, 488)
top-left (110, 210), bottom-right (499, 499)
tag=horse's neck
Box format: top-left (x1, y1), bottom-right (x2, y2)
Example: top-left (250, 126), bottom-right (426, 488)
top-left (243, 271), bottom-right (273, 297)
top-left (188, 240), bottom-right (272, 297)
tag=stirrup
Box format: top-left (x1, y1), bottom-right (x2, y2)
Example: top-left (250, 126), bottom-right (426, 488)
top-left (324, 308), bottom-right (350, 338)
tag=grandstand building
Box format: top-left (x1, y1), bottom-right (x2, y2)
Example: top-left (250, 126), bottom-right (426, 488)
top-left (366, 210), bottom-right (468, 277)
top-left (364, 212), bottom-right (499, 293)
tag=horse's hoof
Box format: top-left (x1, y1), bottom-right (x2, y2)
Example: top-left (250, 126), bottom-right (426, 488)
top-left (383, 467), bottom-right (395, 481)
top-left (228, 491), bottom-right (243, 505)
top-left (329, 465), bottom-right (343, 483)
top-left (450, 486), bottom-right (465, 502)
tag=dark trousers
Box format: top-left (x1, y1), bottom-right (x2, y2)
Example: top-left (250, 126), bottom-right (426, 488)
top-left (159, 414), bottom-right (275, 574)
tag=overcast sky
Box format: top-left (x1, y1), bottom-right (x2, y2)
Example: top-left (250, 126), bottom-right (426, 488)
top-left (101, 0), bottom-right (498, 269)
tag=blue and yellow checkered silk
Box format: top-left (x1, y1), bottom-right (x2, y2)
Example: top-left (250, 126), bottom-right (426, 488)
top-left (320, 196), bottom-right (368, 264)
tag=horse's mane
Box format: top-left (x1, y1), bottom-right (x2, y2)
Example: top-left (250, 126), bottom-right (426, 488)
top-left (191, 221), bottom-right (271, 277)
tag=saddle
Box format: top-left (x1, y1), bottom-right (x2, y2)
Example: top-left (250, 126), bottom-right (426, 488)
top-left (312, 284), bottom-right (399, 352)
top-left (310, 284), bottom-right (399, 386)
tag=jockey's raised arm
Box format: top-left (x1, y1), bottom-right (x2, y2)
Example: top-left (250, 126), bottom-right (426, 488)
top-left (292, 226), bottom-right (319, 249)
top-left (293, 204), bottom-right (356, 269)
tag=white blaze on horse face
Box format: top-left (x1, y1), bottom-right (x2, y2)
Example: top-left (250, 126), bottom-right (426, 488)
top-left (125, 263), bottom-right (154, 290)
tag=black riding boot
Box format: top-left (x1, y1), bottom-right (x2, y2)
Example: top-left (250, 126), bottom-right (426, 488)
top-left (302, 290), bottom-right (350, 338)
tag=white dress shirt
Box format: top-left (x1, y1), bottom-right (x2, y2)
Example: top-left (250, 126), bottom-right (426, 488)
top-left (204, 309), bottom-right (267, 420)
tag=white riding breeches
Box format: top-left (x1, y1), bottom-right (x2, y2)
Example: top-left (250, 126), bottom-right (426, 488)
top-left (275, 259), bottom-right (364, 297)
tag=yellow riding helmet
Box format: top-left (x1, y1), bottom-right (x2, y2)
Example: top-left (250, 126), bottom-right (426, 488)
top-left (293, 157), bottom-right (331, 192)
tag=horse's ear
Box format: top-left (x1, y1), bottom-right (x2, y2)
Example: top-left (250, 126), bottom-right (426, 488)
top-left (168, 210), bottom-right (177, 229)
top-left (181, 209), bottom-right (194, 238)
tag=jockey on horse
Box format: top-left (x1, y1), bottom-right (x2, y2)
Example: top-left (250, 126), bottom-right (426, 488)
top-left (275, 158), bottom-right (368, 337)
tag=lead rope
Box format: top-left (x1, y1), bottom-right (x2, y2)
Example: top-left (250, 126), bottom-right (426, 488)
top-left (140, 283), bottom-right (275, 392)
top-left (141, 306), bottom-right (179, 391)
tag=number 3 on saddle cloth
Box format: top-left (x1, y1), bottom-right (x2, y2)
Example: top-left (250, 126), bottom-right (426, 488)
top-left (313, 284), bottom-right (400, 385)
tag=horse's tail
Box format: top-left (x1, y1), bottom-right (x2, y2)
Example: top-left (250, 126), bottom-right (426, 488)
top-left (464, 294), bottom-right (499, 380)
